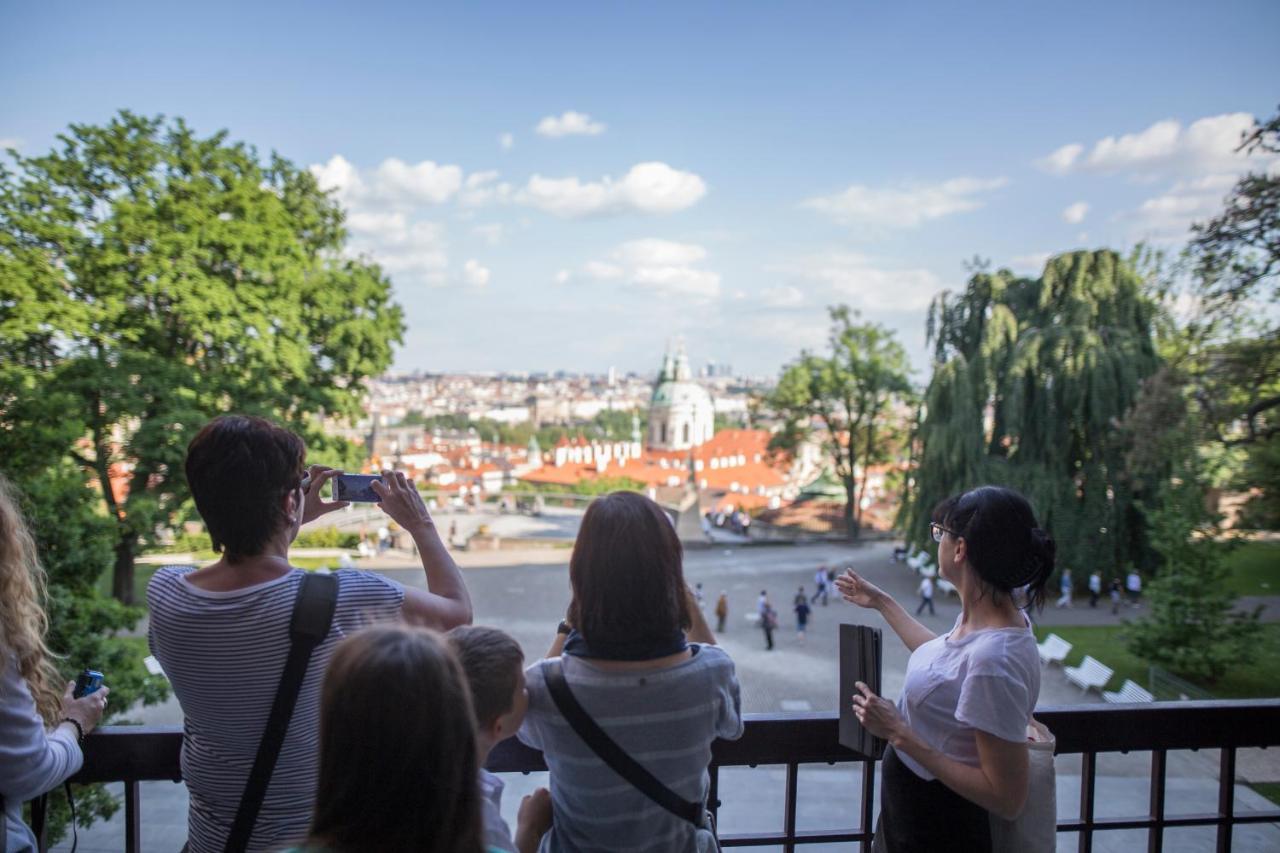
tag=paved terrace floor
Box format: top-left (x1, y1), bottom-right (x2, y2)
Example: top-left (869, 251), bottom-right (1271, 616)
top-left (54, 539), bottom-right (1280, 851)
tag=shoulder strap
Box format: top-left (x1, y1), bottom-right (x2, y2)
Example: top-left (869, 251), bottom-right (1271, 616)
top-left (543, 658), bottom-right (703, 826)
top-left (224, 572), bottom-right (338, 853)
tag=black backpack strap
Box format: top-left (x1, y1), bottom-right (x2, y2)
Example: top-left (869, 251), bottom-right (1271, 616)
top-left (224, 572), bottom-right (338, 853)
top-left (543, 658), bottom-right (703, 826)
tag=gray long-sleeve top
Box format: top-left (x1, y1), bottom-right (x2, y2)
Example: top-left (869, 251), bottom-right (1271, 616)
top-left (1, 655), bottom-right (82, 853)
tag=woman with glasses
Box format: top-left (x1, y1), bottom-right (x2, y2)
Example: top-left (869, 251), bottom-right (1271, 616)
top-left (835, 486), bottom-right (1054, 853)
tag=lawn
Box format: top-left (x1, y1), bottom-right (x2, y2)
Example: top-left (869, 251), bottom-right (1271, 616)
top-left (1033, 623), bottom-right (1280, 699)
top-left (1224, 541), bottom-right (1280, 597)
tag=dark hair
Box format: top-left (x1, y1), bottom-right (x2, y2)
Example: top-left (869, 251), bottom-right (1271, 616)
top-left (932, 485), bottom-right (1056, 611)
top-left (309, 625), bottom-right (483, 853)
top-left (568, 491), bottom-right (691, 650)
top-left (185, 415), bottom-right (305, 560)
top-left (447, 625), bottom-right (525, 728)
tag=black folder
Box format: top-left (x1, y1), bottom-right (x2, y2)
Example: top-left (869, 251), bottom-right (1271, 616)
top-left (838, 623), bottom-right (885, 760)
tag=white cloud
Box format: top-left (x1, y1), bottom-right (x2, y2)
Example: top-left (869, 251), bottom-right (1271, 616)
top-left (462, 259), bottom-right (491, 287)
top-left (471, 223), bottom-right (504, 245)
top-left (372, 158), bottom-right (463, 205)
top-left (520, 162), bottom-right (707, 218)
top-left (499, 132), bottom-right (514, 150)
top-left (1009, 252), bottom-right (1052, 273)
top-left (761, 285), bottom-right (806, 307)
top-left (459, 171), bottom-right (513, 207)
top-left (1038, 113), bottom-right (1265, 177)
top-left (1124, 173), bottom-right (1241, 243)
top-left (0, 137), bottom-right (22, 152)
top-left (535, 111), bottom-right (606, 138)
top-left (572, 238), bottom-right (720, 300)
top-left (346, 210), bottom-right (407, 235)
top-left (1062, 201), bottom-right (1089, 224)
top-left (802, 177), bottom-right (1008, 228)
top-left (773, 252), bottom-right (942, 311)
top-left (554, 269), bottom-right (571, 285)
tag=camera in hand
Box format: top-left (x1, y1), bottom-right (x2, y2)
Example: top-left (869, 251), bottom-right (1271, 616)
top-left (74, 669), bottom-right (104, 698)
top-left (334, 473), bottom-right (381, 503)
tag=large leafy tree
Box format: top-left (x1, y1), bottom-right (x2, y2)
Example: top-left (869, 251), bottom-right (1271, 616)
top-left (902, 250), bottom-right (1161, 579)
top-left (767, 306), bottom-right (913, 540)
top-left (0, 112), bottom-right (404, 603)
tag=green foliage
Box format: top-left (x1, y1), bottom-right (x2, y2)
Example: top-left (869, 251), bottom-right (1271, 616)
top-left (413, 409), bottom-right (646, 450)
top-left (904, 251), bottom-right (1161, 578)
top-left (766, 307), bottom-right (913, 539)
top-left (0, 111), bottom-right (404, 603)
top-left (292, 526), bottom-right (361, 549)
top-left (1126, 458), bottom-right (1264, 683)
top-left (1238, 435), bottom-right (1280, 529)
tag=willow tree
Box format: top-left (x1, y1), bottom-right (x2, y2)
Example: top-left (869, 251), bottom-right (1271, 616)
top-left (903, 250), bottom-right (1160, 578)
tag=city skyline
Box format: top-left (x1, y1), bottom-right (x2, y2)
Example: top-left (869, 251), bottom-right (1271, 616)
top-left (3, 1), bottom-right (1278, 375)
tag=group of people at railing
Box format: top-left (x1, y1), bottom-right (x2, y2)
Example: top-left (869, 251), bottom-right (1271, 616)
top-left (2, 414), bottom-right (1058, 853)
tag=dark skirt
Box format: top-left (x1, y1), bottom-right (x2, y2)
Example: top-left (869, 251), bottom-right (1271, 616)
top-left (875, 745), bottom-right (992, 853)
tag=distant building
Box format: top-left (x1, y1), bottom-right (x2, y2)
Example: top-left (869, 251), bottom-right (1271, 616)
top-left (648, 343), bottom-right (714, 451)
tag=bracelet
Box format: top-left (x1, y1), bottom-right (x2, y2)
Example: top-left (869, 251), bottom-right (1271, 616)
top-left (60, 717), bottom-right (85, 745)
top-left (557, 620), bottom-right (573, 636)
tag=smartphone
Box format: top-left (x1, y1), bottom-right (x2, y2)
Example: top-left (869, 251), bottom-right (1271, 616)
top-left (334, 473), bottom-right (381, 503)
top-left (74, 669), bottom-right (104, 698)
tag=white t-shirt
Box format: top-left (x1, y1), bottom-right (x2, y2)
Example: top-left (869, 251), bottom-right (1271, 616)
top-left (895, 615), bottom-right (1040, 781)
top-left (1126, 573), bottom-right (1142, 592)
top-left (918, 577), bottom-right (934, 598)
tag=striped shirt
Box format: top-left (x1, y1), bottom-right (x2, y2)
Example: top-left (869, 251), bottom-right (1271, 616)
top-left (148, 566), bottom-right (404, 853)
top-left (518, 646), bottom-right (743, 853)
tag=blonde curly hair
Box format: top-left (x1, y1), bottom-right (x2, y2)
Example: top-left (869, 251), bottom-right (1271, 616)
top-left (0, 473), bottom-right (63, 727)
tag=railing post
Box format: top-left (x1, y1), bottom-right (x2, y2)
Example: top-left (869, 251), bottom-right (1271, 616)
top-left (125, 780), bottom-right (141, 853)
top-left (1147, 749), bottom-right (1166, 853)
top-left (31, 793), bottom-right (48, 853)
top-left (1216, 747), bottom-right (1235, 853)
top-left (1078, 751), bottom-right (1096, 853)
top-left (782, 762), bottom-right (798, 853)
top-left (861, 759), bottom-right (876, 853)
top-left (708, 763), bottom-right (719, 823)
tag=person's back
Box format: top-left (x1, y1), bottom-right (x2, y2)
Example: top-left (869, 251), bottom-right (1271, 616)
top-left (521, 647), bottom-right (741, 852)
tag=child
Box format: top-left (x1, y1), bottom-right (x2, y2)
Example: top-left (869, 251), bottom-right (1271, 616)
top-left (448, 626), bottom-right (552, 853)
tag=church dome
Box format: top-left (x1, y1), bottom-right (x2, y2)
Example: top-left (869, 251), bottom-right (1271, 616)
top-left (648, 343), bottom-right (715, 451)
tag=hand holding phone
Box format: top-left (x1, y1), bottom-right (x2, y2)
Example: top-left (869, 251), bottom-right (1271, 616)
top-left (334, 474), bottom-right (382, 503)
top-left (74, 669), bottom-right (104, 698)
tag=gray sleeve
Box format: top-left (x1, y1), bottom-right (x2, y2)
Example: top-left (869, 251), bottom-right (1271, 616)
top-left (0, 657), bottom-right (83, 802)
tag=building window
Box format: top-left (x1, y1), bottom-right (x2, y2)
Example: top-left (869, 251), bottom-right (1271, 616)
top-left (683, 423), bottom-right (690, 444)
top-left (661, 423), bottom-right (667, 444)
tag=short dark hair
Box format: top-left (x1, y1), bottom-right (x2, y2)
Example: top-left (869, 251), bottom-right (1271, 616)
top-left (568, 491), bottom-right (691, 649)
top-left (932, 485), bottom-right (1056, 611)
top-left (185, 415), bottom-right (306, 560)
top-left (310, 625), bottom-right (482, 853)
top-left (447, 626), bottom-right (524, 727)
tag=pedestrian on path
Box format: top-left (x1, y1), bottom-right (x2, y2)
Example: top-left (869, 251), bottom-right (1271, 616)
top-left (812, 566), bottom-right (829, 605)
top-left (715, 591), bottom-right (728, 633)
top-left (1110, 577), bottom-right (1122, 614)
top-left (1055, 568), bottom-right (1073, 608)
top-left (761, 601), bottom-right (777, 651)
top-left (794, 596), bottom-right (811, 643)
top-left (1126, 570), bottom-right (1143, 607)
top-left (915, 574), bottom-right (935, 616)
top-left (1088, 571), bottom-right (1102, 608)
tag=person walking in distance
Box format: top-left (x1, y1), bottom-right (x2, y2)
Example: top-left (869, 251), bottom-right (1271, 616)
top-left (760, 596), bottom-right (777, 651)
top-left (1088, 571), bottom-right (1102, 608)
top-left (1109, 577), bottom-right (1123, 615)
top-left (715, 591), bottom-right (728, 633)
top-left (1126, 570), bottom-right (1143, 608)
top-left (794, 594), bottom-right (811, 643)
top-left (915, 574), bottom-right (936, 617)
top-left (812, 566), bottom-right (829, 605)
top-left (1055, 568), bottom-right (1073, 608)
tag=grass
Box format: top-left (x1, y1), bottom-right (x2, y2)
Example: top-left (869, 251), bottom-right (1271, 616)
top-left (1224, 541), bottom-right (1280, 597)
top-left (1033, 623), bottom-right (1280, 699)
top-left (1249, 782), bottom-right (1280, 808)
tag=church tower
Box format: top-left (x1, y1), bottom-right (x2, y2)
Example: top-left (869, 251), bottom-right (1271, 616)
top-left (647, 342), bottom-right (715, 451)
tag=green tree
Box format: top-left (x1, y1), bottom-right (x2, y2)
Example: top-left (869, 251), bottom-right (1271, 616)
top-left (767, 307), bottom-right (913, 540)
top-left (903, 251), bottom-right (1161, 579)
top-left (0, 111), bottom-right (404, 603)
top-left (1125, 446), bottom-right (1264, 683)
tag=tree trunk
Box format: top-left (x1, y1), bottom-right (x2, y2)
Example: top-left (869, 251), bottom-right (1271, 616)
top-left (112, 537), bottom-right (136, 605)
top-left (843, 478), bottom-right (860, 541)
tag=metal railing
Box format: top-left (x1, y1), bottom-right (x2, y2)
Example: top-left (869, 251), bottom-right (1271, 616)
top-left (40, 700), bottom-right (1280, 853)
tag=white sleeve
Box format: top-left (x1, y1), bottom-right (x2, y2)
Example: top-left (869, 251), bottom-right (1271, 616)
top-left (0, 658), bottom-right (84, 802)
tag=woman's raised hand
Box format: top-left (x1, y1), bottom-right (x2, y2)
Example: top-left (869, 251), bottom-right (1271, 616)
top-left (370, 470), bottom-right (434, 534)
top-left (834, 568), bottom-right (886, 610)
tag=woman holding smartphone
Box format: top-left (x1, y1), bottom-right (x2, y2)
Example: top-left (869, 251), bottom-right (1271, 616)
top-left (835, 486), bottom-right (1054, 853)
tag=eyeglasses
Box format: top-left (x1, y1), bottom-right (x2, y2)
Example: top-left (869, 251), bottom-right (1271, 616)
top-left (930, 522), bottom-right (957, 543)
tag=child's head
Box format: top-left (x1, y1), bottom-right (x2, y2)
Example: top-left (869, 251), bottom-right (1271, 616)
top-left (447, 625), bottom-right (528, 747)
top-left (310, 624), bottom-right (481, 853)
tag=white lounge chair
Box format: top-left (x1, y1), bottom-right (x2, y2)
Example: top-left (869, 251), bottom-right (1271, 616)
top-left (936, 577), bottom-right (958, 597)
top-left (907, 551), bottom-right (929, 573)
top-left (1037, 633), bottom-right (1073, 666)
top-left (1102, 679), bottom-right (1154, 704)
top-left (1064, 655), bottom-right (1114, 694)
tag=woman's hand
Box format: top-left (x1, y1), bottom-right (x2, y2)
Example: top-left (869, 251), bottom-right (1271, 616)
top-left (300, 465), bottom-right (349, 525)
top-left (834, 569), bottom-right (887, 610)
top-left (851, 681), bottom-right (903, 742)
top-left (60, 680), bottom-right (109, 735)
top-left (370, 470), bottom-right (433, 535)
top-left (515, 786), bottom-right (553, 853)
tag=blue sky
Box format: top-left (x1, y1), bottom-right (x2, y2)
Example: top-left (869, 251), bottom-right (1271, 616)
top-left (3, 1), bottom-right (1278, 378)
